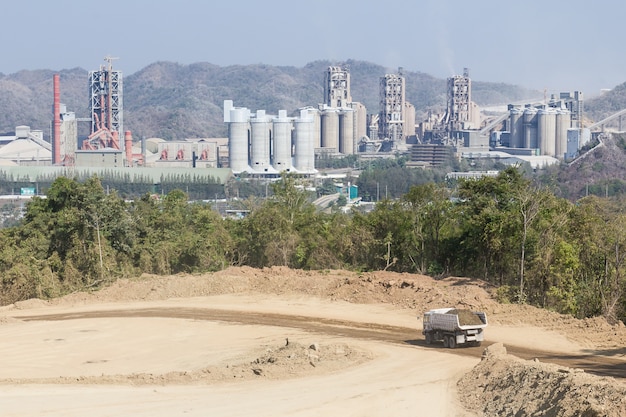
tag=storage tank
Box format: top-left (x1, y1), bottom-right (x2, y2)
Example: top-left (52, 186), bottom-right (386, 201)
top-left (294, 108), bottom-right (315, 173)
top-left (509, 107), bottom-right (523, 148)
top-left (321, 108), bottom-right (339, 151)
top-left (250, 110), bottom-right (272, 172)
top-left (339, 109), bottom-right (355, 155)
top-left (228, 107), bottom-right (250, 173)
top-left (555, 109), bottom-right (571, 159)
top-left (538, 108), bottom-right (557, 156)
top-left (349, 102), bottom-right (367, 148)
top-left (523, 107), bottom-right (538, 149)
top-left (272, 110), bottom-right (293, 172)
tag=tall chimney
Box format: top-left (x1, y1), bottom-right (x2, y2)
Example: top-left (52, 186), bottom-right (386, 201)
top-left (53, 74), bottom-right (61, 164)
top-left (125, 131), bottom-right (133, 167)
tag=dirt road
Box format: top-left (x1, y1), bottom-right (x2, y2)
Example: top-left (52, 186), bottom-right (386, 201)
top-left (17, 306), bottom-right (626, 379)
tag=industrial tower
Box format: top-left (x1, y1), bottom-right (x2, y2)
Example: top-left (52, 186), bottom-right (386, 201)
top-left (445, 68), bottom-right (472, 133)
top-left (379, 69), bottom-right (405, 142)
top-left (324, 66), bottom-right (351, 108)
top-left (84, 56), bottom-right (123, 150)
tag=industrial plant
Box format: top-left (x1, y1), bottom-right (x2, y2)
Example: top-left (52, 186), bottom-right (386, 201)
top-left (0, 57), bottom-right (622, 191)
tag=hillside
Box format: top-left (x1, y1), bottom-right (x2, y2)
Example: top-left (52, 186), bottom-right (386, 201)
top-left (0, 60), bottom-right (539, 141)
top-left (537, 132), bottom-right (626, 199)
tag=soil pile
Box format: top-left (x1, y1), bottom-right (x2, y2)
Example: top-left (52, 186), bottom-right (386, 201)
top-left (458, 343), bottom-right (626, 416)
top-left (449, 309), bottom-right (485, 326)
top-left (1, 340), bottom-right (371, 386)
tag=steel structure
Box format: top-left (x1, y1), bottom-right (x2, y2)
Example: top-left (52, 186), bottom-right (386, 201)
top-left (87, 56), bottom-right (123, 148)
top-left (445, 68), bottom-right (472, 132)
top-left (379, 70), bottom-right (405, 141)
top-left (324, 66), bottom-right (351, 108)
top-left (559, 91), bottom-right (584, 128)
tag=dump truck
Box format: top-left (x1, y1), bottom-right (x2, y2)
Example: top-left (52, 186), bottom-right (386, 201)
top-left (421, 307), bottom-right (487, 348)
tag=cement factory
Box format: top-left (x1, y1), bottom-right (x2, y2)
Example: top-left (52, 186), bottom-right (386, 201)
top-left (0, 58), bottom-right (619, 185)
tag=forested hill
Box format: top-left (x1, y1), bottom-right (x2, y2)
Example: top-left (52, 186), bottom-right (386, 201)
top-left (0, 60), bottom-right (539, 141)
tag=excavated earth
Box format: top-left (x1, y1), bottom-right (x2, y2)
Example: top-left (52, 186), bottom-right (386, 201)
top-left (2, 266), bottom-right (626, 416)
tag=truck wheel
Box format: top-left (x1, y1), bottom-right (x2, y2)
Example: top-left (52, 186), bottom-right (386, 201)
top-left (425, 333), bottom-right (432, 345)
top-left (442, 336), bottom-right (449, 348)
top-left (448, 336), bottom-right (456, 349)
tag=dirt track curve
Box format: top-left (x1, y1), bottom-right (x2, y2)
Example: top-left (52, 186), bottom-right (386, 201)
top-left (19, 306), bottom-right (626, 379)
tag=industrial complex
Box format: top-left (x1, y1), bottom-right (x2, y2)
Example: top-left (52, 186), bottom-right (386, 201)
top-left (0, 58), bottom-right (621, 189)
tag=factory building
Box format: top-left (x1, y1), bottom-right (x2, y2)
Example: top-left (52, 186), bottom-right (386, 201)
top-left (223, 100), bottom-right (316, 175)
top-left (378, 68), bottom-right (416, 143)
top-left (504, 100), bottom-right (573, 159)
top-left (324, 67), bottom-right (351, 108)
top-left (444, 68), bottom-right (480, 132)
top-left (315, 66), bottom-right (367, 156)
top-left (0, 126), bottom-right (51, 166)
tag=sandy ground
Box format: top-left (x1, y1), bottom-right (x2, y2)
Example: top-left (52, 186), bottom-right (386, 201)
top-left (0, 267), bottom-right (621, 416)
top-left (0, 295), bottom-right (583, 417)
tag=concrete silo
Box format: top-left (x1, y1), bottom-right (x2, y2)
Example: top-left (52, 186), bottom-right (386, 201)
top-left (227, 106), bottom-right (250, 174)
top-left (339, 109), bottom-right (355, 155)
top-left (321, 108), bottom-right (339, 151)
top-left (272, 110), bottom-right (293, 172)
top-left (250, 110), bottom-right (273, 172)
top-left (509, 106), bottom-right (523, 148)
top-left (555, 109), bottom-right (571, 159)
top-left (349, 101), bottom-right (367, 144)
top-left (523, 107), bottom-right (538, 149)
top-left (294, 108), bottom-right (315, 173)
top-left (538, 108), bottom-right (557, 156)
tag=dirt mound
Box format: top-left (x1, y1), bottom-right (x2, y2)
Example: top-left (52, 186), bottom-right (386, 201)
top-left (458, 343), bottom-right (626, 416)
top-left (0, 339), bottom-right (371, 386)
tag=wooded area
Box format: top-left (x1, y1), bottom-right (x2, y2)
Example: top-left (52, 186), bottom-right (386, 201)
top-left (2, 168), bottom-right (626, 324)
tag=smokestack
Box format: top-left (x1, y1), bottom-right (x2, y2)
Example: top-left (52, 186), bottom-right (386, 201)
top-left (53, 74), bottom-right (61, 165)
top-left (125, 131), bottom-right (133, 167)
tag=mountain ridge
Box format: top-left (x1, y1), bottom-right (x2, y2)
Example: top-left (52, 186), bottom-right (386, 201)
top-left (0, 60), bottom-right (541, 140)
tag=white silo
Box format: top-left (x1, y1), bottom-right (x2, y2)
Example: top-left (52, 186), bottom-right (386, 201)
top-left (321, 108), bottom-right (339, 151)
top-left (250, 110), bottom-right (272, 172)
top-left (339, 109), bottom-right (355, 155)
top-left (555, 109), bottom-right (571, 159)
top-left (523, 107), bottom-right (538, 149)
top-left (349, 101), bottom-right (367, 147)
top-left (272, 110), bottom-right (293, 172)
top-left (228, 107), bottom-right (250, 173)
top-left (509, 107), bottom-right (523, 148)
top-left (294, 109), bottom-right (315, 173)
top-left (538, 108), bottom-right (557, 156)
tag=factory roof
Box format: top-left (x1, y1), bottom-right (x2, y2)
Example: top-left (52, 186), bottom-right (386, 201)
top-left (0, 137), bottom-right (51, 161)
top-left (460, 150), bottom-right (559, 169)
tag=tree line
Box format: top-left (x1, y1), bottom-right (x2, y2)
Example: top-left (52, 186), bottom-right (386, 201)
top-left (2, 168), bottom-right (626, 324)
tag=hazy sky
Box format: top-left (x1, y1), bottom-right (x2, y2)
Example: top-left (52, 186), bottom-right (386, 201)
top-left (2, 0), bottom-right (622, 96)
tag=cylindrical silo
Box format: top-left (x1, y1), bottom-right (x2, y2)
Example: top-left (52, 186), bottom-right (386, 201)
top-left (228, 107), bottom-right (250, 173)
top-left (249, 110), bottom-right (272, 172)
top-left (538, 108), bottom-right (557, 156)
top-left (350, 102), bottom-right (367, 151)
top-left (509, 107), bottom-right (523, 148)
top-left (294, 109), bottom-right (315, 173)
top-left (523, 107), bottom-right (538, 149)
top-left (339, 109), bottom-right (355, 155)
top-left (272, 110), bottom-right (292, 172)
top-left (555, 109), bottom-right (570, 159)
top-left (321, 108), bottom-right (339, 151)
